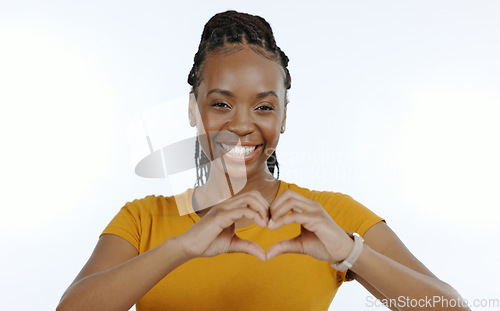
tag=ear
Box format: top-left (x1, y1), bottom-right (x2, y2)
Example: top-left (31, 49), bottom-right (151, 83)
top-left (188, 93), bottom-right (197, 127)
top-left (280, 104), bottom-right (287, 133)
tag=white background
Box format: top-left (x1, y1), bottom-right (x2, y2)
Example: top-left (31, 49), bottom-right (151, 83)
top-left (1, 1), bottom-right (499, 310)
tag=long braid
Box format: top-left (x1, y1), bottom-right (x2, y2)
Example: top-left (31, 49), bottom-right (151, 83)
top-left (194, 136), bottom-right (211, 187)
top-left (190, 10), bottom-right (291, 186)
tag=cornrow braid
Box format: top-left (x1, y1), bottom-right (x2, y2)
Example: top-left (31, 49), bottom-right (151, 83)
top-left (189, 10), bottom-right (290, 186)
top-left (188, 10), bottom-right (291, 92)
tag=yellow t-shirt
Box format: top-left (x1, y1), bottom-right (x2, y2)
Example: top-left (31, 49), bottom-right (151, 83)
top-left (101, 180), bottom-right (384, 311)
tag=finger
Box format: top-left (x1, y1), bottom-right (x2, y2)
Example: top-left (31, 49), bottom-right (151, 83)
top-left (244, 191), bottom-right (270, 222)
top-left (228, 236), bottom-right (266, 261)
top-left (194, 207), bottom-right (264, 243)
top-left (270, 191), bottom-right (316, 221)
top-left (266, 235), bottom-right (304, 260)
top-left (223, 192), bottom-right (269, 222)
top-left (268, 212), bottom-right (312, 230)
top-left (270, 189), bottom-right (310, 209)
top-left (215, 206), bottom-right (268, 229)
top-left (270, 197), bottom-right (302, 223)
top-left (246, 190), bottom-right (270, 209)
top-left (270, 196), bottom-right (318, 225)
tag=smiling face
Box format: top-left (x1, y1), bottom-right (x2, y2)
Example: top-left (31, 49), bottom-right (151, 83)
top-left (189, 46), bottom-right (287, 181)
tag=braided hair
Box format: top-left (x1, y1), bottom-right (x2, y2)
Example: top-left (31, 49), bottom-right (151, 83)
top-left (188, 10), bottom-right (292, 186)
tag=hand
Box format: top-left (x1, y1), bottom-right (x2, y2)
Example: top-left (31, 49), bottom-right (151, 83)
top-left (177, 191), bottom-right (269, 261)
top-left (266, 190), bottom-right (354, 263)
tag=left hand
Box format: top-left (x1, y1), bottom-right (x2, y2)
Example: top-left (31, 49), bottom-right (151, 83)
top-left (266, 189), bottom-right (354, 263)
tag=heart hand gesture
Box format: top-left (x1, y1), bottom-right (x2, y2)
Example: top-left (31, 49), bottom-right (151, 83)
top-left (177, 191), bottom-right (269, 261)
top-left (266, 190), bottom-right (354, 263)
top-left (176, 189), bottom-right (354, 265)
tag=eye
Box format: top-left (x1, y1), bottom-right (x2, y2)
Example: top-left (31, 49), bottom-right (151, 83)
top-left (211, 101), bottom-right (230, 109)
top-left (256, 105), bottom-right (274, 111)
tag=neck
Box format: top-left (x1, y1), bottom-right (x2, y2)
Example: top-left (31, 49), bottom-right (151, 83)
top-left (208, 162), bottom-right (276, 194)
top-left (193, 163), bottom-right (280, 215)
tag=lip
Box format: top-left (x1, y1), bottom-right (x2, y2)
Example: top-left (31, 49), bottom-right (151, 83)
top-left (217, 142), bottom-right (263, 163)
top-left (218, 141), bottom-right (262, 146)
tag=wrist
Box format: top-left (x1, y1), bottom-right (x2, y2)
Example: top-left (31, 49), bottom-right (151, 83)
top-left (330, 232), bottom-right (364, 272)
top-left (162, 236), bottom-right (196, 263)
top-left (348, 243), bottom-right (371, 274)
top-left (337, 234), bottom-right (355, 261)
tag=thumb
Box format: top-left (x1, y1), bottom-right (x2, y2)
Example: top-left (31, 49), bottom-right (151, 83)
top-left (266, 236), bottom-right (304, 260)
top-left (228, 236), bottom-right (267, 261)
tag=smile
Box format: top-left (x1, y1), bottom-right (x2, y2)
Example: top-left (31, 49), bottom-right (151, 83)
top-left (219, 143), bottom-right (259, 156)
top-left (217, 142), bottom-right (264, 161)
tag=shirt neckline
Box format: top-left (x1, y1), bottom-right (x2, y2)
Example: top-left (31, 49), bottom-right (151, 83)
top-left (186, 180), bottom-right (287, 232)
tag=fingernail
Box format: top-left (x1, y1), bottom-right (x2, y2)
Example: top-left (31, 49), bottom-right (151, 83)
top-left (260, 218), bottom-right (267, 227)
top-left (268, 219), bottom-right (275, 229)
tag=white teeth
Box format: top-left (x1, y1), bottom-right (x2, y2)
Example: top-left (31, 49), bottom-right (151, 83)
top-left (220, 143), bottom-right (258, 156)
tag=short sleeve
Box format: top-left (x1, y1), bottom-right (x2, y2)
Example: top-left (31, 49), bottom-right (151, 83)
top-left (100, 199), bottom-right (144, 251)
top-left (325, 193), bottom-right (384, 237)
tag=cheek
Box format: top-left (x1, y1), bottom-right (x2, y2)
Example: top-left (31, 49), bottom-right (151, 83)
top-left (200, 117), bottom-right (224, 145)
top-left (261, 123), bottom-right (281, 161)
top-left (203, 117), bottom-right (223, 130)
top-left (259, 119), bottom-right (281, 144)
top-left (198, 108), bottom-right (228, 129)
top-left (196, 111), bottom-right (225, 158)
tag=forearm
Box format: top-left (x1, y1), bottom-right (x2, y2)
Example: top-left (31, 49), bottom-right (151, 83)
top-left (57, 237), bottom-right (191, 311)
top-left (350, 245), bottom-right (470, 311)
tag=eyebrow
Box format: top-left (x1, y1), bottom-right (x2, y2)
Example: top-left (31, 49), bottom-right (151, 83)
top-left (206, 89), bottom-right (234, 97)
top-left (206, 89), bottom-right (279, 99)
top-left (256, 90), bottom-right (279, 99)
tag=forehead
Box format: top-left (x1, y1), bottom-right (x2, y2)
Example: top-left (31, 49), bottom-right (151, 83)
top-left (199, 46), bottom-right (286, 98)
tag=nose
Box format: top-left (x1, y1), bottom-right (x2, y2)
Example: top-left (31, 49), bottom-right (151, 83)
top-left (226, 106), bottom-right (255, 136)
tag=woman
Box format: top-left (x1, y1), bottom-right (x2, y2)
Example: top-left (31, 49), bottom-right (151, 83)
top-left (58, 10), bottom-right (469, 311)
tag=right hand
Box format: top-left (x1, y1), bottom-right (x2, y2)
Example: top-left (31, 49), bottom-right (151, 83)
top-left (176, 190), bottom-right (270, 261)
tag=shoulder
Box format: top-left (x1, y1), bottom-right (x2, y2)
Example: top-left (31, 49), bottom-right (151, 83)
top-left (101, 192), bottom-right (190, 250)
top-left (281, 181), bottom-right (358, 208)
top-left (281, 181), bottom-right (384, 235)
top-left (117, 193), bottom-right (187, 219)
